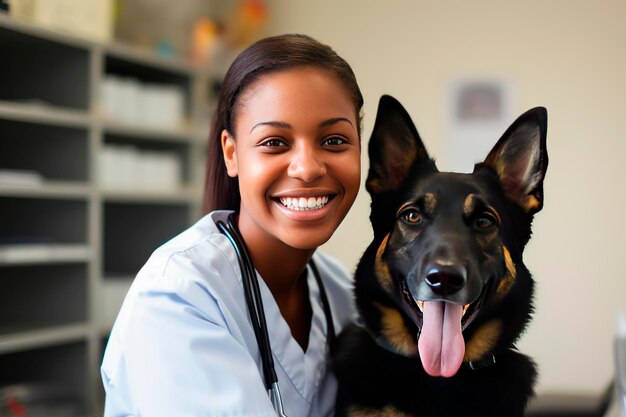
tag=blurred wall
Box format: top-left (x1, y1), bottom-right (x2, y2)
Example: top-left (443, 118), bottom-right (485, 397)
top-left (267, 0), bottom-right (626, 395)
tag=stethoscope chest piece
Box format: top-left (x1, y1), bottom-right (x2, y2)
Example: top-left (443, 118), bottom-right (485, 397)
top-left (269, 382), bottom-right (288, 417)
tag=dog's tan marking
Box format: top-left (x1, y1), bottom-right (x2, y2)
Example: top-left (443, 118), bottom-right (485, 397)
top-left (375, 303), bottom-right (417, 356)
top-left (375, 234), bottom-right (393, 294)
top-left (523, 194), bottom-right (542, 212)
top-left (500, 177), bottom-right (543, 213)
top-left (366, 178), bottom-right (386, 194)
top-left (463, 319), bottom-right (502, 362)
top-left (463, 193), bottom-right (476, 217)
top-left (464, 194), bottom-right (502, 225)
top-left (347, 405), bottom-right (412, 417)
top-left (423, 192), bottom-right (437, 215)
top-left (494, 246), bottom-right (516, 302)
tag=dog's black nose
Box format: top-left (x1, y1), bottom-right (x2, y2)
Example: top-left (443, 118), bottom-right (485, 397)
top-left (424, 263), bottom-right (467, 296)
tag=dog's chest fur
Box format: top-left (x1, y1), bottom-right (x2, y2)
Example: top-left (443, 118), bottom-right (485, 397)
top-left (334, 325), bottom-right (536, 417)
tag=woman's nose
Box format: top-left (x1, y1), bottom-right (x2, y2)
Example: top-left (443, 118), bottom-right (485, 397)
top-left (287, 145), bottom-right (326, 182)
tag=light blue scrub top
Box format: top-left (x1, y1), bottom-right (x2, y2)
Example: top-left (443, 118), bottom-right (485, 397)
top-left (101, 210), bottom-right (357, 417)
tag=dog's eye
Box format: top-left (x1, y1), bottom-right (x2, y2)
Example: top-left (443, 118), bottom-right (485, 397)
top-left (402, 209), bottom-right (423, 225)
top-left (475, 213), bottom-right (497, 229)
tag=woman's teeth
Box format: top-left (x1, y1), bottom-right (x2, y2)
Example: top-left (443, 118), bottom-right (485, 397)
top-left (280, 196), bottom-right (329, 211)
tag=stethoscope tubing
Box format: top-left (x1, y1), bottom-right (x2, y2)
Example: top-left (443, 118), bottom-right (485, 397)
top-left (217, 212), bottom-right (335, 417)
top-left (217, 217), bottom-right (278, 387)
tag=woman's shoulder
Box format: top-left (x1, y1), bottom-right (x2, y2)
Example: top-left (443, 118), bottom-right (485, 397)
top-left (144, 210), bottom-right (235, 273)
top-left (127, 211), bottom-right (241, 309)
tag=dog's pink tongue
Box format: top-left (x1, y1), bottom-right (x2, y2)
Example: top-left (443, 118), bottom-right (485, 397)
top-left (418, 301), bottom-right (465, 377)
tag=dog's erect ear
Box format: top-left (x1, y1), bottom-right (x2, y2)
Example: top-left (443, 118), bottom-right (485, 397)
top-left (482, 107), bottom-right (548, 214)
top-left (366, 95), bottom-right (431, 195)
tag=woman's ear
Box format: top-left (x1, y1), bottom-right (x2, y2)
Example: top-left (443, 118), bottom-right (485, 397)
top-left (221, 129), bottom-right (238, 177)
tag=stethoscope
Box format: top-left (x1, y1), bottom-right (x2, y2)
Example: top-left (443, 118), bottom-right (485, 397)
top-left (217, 213), bottom-right (335, 417)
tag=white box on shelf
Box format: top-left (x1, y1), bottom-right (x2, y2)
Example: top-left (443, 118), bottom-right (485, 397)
top-left (10, 0), bottom-right (113, 43)
top-left (99, 145), bottom-right (182, 191)
top-left (119, 77), bottom-right (141, 126)
top-left (100, 75), bottom-right (184, 130)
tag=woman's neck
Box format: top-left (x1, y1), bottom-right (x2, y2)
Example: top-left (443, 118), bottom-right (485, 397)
top-left (235, 212), bottom-right (314, 349)
top-left (237, 214), bottom-right (314, 296)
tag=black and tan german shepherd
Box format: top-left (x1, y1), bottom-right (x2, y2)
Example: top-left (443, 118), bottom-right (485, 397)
top-left (333, 95), bottom-right (548, 417)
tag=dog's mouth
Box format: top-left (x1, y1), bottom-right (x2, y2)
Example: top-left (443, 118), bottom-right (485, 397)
top-left (400, 280), bottom-right (489, 377)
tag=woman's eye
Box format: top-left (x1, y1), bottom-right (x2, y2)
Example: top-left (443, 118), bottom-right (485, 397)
top-left (260, 138), bottom-right (286, 148)
top-left (475, 213), bottom-right (497, 229)
top-left (402, 209), bottom-right (423, 225)
top-left (322, 136), bottom-right (348, 147)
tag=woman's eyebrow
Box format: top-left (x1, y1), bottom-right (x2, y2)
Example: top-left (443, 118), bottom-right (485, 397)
top-left (249, 117), bottom-right (353, 134)
top-left (250, 121), bottom-right (291, 133)
top-left (319, 117), bottom-right (354, 128)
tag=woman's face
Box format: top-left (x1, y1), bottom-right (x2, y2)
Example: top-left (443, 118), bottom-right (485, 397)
top-left (222, 66), bottom-right (361, 250)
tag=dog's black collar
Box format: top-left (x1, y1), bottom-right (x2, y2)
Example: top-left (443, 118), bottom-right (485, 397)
top-left (466, 353), bottom-right (496, 371)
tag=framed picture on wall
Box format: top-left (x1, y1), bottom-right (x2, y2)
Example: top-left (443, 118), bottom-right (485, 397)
top-left (444, 76), bottom-right (515, 172)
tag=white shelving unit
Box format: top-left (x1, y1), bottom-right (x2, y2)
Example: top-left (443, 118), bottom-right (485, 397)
top-left (0, 14), bottom-right (209, 416)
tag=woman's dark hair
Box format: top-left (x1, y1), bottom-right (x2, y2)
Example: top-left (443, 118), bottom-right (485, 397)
top-left (202, 34), bottom-right (364, 213)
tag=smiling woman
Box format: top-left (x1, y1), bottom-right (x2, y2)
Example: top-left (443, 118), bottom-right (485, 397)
top-left (222, 66), bottom-right (360, 252)
top-left (101, 34), bottom-right (364, 417)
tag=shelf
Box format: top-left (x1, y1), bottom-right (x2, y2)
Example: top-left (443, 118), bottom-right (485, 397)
top-left (0, 181), bottom-right (91, 199)
top-left (0, 118), bottom-right (90, 184)
top-left (104, 41), bottom-right (195, 76)
top-left (0, 341), bottom-right (89, 416)
top-left (0, 264), bottom-right (88, 339)
top-left (0, 322), bottom-right (90, 354)
top-left (0, 15), bottom-right (209, 417)
top-left (0, 14), bottom-right (92, 50)
top-left (99, 138), bottom-right (192, 190)
top-left (101, 55), bottom-right (192, 133)
top-left (0, 15), bottom-right (199, 76)
top-left (101, 186), bottom-right (201, 204)
top-left (0, 24), bottom-right (90, 110)
top-left (102, 120), bottom-right (194, 142)
top-left (103, 202), bottom-right (192, 275)
top-left (0, 197), bottom-right (88, 244)
top-left (0, 100), bottom-right (91, 128)
top-left (0, 243), bottom-right (91, 266)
